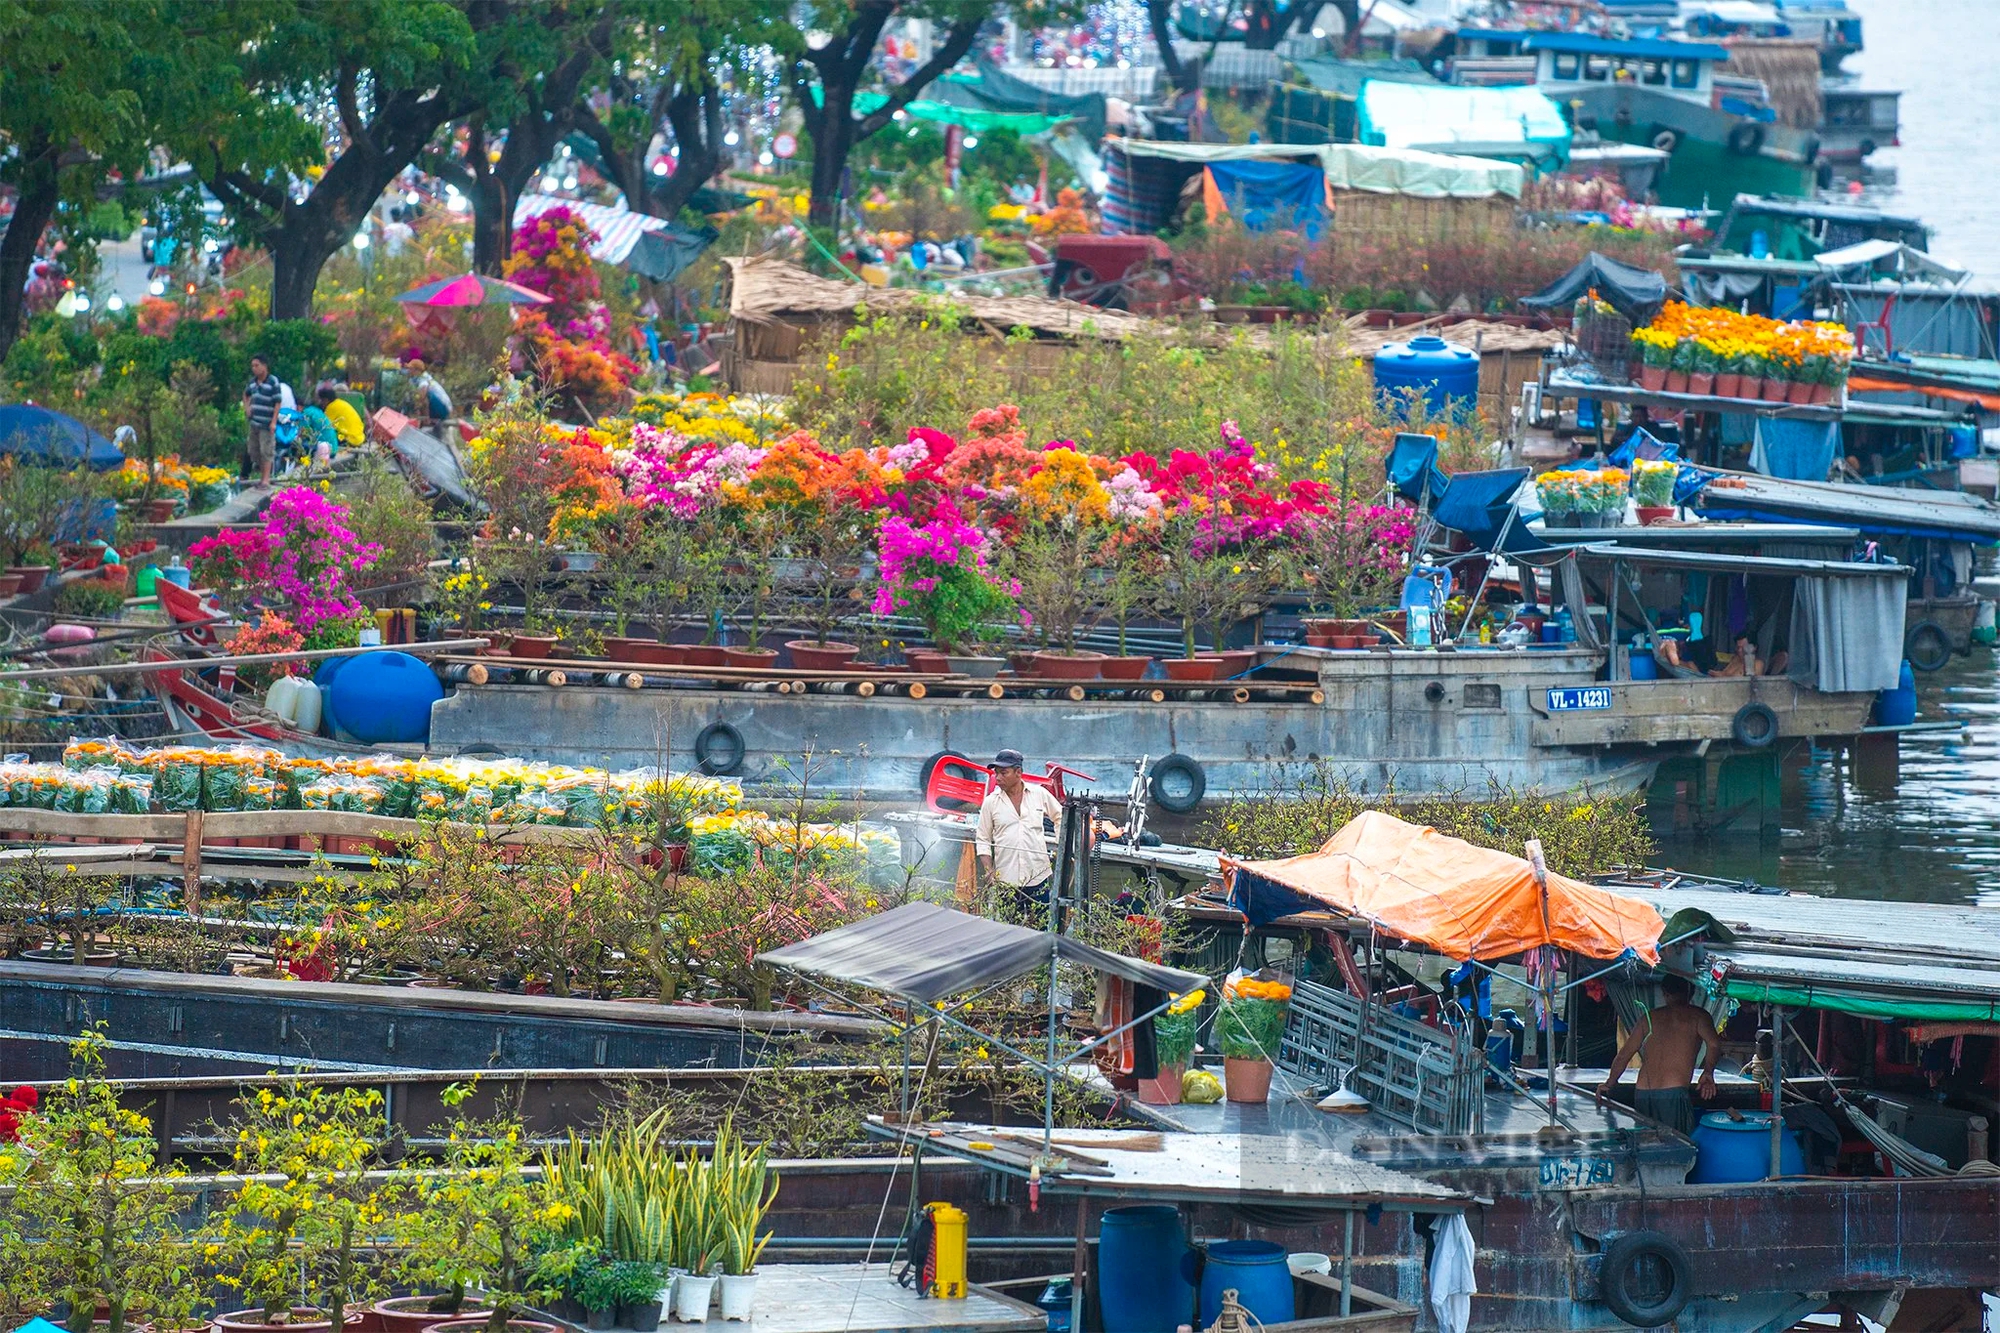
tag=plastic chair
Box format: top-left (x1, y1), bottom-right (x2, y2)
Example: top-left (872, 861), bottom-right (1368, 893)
top-left (1852, 291), bottom-right (1896, 359)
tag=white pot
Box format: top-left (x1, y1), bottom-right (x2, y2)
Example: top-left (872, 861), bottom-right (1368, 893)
top-left (670, 1274), bottom-right (717, 1323)
top-left (719, 1273), bottom-right (758, 1322)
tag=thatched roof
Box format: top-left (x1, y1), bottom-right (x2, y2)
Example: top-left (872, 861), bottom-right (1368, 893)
top-left (1338, 317), bottom-right (1565, 355)
top-left (724, 255), bottom-right (1161, 341)
top-left (1722, 39), bottom-right (1823, 130)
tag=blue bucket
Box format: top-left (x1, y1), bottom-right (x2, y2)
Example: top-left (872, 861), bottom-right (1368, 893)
top-left (1099, 1206), bottom-right (1192, 1332)
top-left (1871, 660), bottom-right (1917, 727)
top-left (1195, 1240), bottom-right (1294, 1327)
top-left (1689, 1111), bottom-right (1805, 1182)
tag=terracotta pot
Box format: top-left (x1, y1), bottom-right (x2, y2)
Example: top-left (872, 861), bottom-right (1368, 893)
top-left (422, 1321), bottom-right (556, 1333)
top-left (144, 498), bottom-right (178, 523)
top-left (1304, 630), bottom-right (1338, 648)
top-left (1714, 372), bottom-right (1743, 400)
top-left (374, 1302), bottom-right (493, 1333)
top-left (785, 639), bottom-right (860, 671)
top-left (602, 636), bottom-right (652, 660)
top-left (508, 634), bottom-right (556, 660)
top-left (683, 644), bottom-right (728, 667)
top-left (1005, 649), bottom-right (1041, 675)
top-left (1163, 655), bottom-right (1224, 682)
top-left (1329, 635), bottom-right (1362, 650)
top-left (1637, 364), bottom-right (1667, 391)
top-left (1636, 505), bottom-right (1675, 525)
top-left (1032, 650), bottom-right (1104, 680)
top-left (664, 842), bottom-right (690, 873)
top-left (1213, 649), bottom-right (1256, 678)
top-left (7, 565), bottom-right (49, 593)
top-left (905, 648), bottom-right (948, 674)
top-left (630, 641), bottom-right (685, 666)
top-left (1223, 1056), bottom-right (1275, 1103)
top-left (0, 573), bottom-right (21, 598)
top-left (213, 1310), bottom-right (334, 1333)
top-left (1815, 380), bottom-right (1838, 405)
top-left (1686, 371), bottom-right (1715, 396)
top-left (1664, 369), bottom-right (1689, 394)
top-left (723, 647), bottom-right (779, 669)
top-left (1097, 654), bottom-right (1152, 680)
top-left (1762, 376), bottom-right (1790, 402)
top-left (1137, 1063), bottom-right (1184, 1105)
top-left (1787, 378), bottom-right (1815, 404)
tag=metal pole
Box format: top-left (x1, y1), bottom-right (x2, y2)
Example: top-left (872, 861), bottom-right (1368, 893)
top-left (1525, 839), bottom-right (1558, 1124)
top-left (1070, 1195), bottom-right (1087, 1333)
top-left (1340, 1210), bottom-right (1355, 1317)
top-left (1768, 1005), bottom-right (1785, 1178)
top-left (1044, 832), bottom-right (1062, 1150)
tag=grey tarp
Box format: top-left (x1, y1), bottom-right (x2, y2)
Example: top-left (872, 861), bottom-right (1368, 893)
top-left (758, 900), bottom-right (1205, 1003)
top-left (1788, 568), bottom-right (1907, 693)
top-left (1520, 251), bottom-right (1669, 321)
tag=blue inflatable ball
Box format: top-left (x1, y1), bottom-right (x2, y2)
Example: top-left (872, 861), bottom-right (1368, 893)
top-left (325, 651), bottom-right (443, 745)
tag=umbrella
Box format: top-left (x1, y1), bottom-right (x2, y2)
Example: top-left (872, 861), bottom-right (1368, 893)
top-left (395, 273), bottom-right (551, 307)
top-left (0, 404), bottom-right (125, 470)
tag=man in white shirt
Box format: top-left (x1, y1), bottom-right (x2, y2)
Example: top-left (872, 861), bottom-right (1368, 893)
top-left (974, 748), bottom-right (1065, 917)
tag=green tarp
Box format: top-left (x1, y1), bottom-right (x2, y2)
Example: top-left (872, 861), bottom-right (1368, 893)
top-left (820, 88), bottom-right (1074, 136)
top-left (1721, 980), bottom-right (2000, 1024)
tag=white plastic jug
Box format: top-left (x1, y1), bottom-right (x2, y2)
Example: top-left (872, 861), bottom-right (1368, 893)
top-left (265, 675), bottom-right (301, 726)
top-left (290, 678), bottom-right (322, 734)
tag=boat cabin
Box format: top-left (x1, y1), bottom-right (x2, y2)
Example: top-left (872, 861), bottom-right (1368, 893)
top-left (1713, 191), bottom-right (1930, 260)
top-left (1521, 32), bottom-right (1729, 106)
top-left (1818, 85), bottom-right (1901, 162)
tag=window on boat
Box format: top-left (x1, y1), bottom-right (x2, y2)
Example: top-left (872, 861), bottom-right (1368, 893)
top-left (1672, 58), bottom-right (1701, 88)
top-left (1584, 53), bottom-right (1612, 81)
top-left (1552, 51), bottom-right (1581, 79)
top-left (1642, 58), bottom-right (1669, 85)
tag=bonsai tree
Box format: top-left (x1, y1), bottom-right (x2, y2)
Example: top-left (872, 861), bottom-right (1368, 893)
top-left (1295, 501), bottom-right (1412, 620)
top-left (1003, 514), bottom-right (1104, 656)
top-left (872, 508), bottom-right (1016, 655)
top-left (721, 506), bottom-right (790, 653)
top-left (401, 1083), bottom-right (568, 1333)
top-left (202, 1081), bottom-right (402, 1328)
top-left (0, 1027), bottom-right (188, 1333)
top-left (1153, 513), bottom-right (1273, 658)
top-left (0, 460), bottom-right (98, 566)
top-left (786, 502), bottom-right (873, 650)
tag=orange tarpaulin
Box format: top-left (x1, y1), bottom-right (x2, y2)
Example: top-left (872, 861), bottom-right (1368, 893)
top-left (1848, 375), bottom-right (2000, 412)
top-left (1223, 811), bottom-right (1664, 963)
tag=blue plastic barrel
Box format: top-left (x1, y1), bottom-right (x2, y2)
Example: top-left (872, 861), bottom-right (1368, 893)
top-left (1627, 646), bottom-right (1660, 680)
top-left (1374, 335), bottom-right (1479, 421)
top-left (1871, 660), bottom-right (1917, 727)
top-left (1689, 1111), bottom-right (1805, 1183)
top-left (1099, 1205), bottom-right (1193, 1333)
top-left (325, 651), bottom-right (444, 745)
top-left (1197, 1240), bottom-right (1294, 1327)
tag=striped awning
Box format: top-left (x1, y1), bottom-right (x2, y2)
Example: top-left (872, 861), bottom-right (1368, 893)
top-left (513, 192), bottom-right (668, 266)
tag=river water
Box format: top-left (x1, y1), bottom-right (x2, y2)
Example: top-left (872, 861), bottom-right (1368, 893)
top-left (1652, 14), bottom-right (2000, 904)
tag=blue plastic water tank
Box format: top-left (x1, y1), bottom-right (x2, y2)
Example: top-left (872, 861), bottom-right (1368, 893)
top-left (1871, 660), bottom-right (1917, 727)
top-left (1098, 1205), bottom-right (1193, 1332)
top-left (325, 651), bottom-right (443, 745)
top-left (1197, 1240), bottom-right (1294, 1327)
top-left (1374, 335), bottom-right (1479, 420)
top-left (1689, 1111), bottom-right (1805, 1182)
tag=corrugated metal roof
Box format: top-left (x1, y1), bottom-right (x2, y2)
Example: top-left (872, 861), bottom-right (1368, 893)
top-left (1619, 882), bottom-right (2000, 966)
top-left (1712, 949), bottom-right (2000, 1002)
top-left (1577, 543), bottom-right (1907, 577)
top-left (1696, 472), bottom-right (2000, 541)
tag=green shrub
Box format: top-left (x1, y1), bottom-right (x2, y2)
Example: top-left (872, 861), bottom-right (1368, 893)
top-left (53, 580), bottom-right (127, 619)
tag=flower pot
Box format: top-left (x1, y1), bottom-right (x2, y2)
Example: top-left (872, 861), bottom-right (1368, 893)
top-left (1787, 378), bottom-right (1815, 403)
top-left (665, 841), bottom-right (690, 873)
top-left (214, 1311), bottom-right (334, 1333)
top-left (683, 644), bottom-right (728, 668)
top-left (1636, 505), bottom-right (1675, 525)
top-left (557, 550), bottom-right (600, 572)
top-left (1213, 649), bottom-right (1257, 678)
top-left (144, 498), bottom-right (178, 523)
top-left (509, 634), bottom-right (556, 660)
top-left (423, 1321), bottom-right (556, 1333)
top-left (602, 636), bottom-right (653, 660)
top-left (1097, 654), bottom-right (1152, 680)
top-left (943, 653), bottom-right (1004, 678)
top-left (718, 1275), bottom-right (759, 1323)
top-left (1329, 635), bottom-right (1362, 650)
top-left (630, 641), bottom-right (685, 666)
top-left (1223, 1056), bottom-right (1275, 1103)
top-left (0, 573), bottom-right (21, 598)
top-left (1032, 650), bottom-right (1104, 680)
top-left (374, 1297), bottom-right (492, 1333)
top-left (1664, 369), bottom-right (1689, 394)
top-left (670, 1276), bottom-right (717, 1323)
top-left (1761, 376), bottom-right (1789, 402)
top-left (1163, 655), bottom-right (1224, 682)
top-left (1637, 364), bottom-right (1667, 391)
top-left (1005, 649), bottom-right (1041, 675)
top-left (785, 638), bottom-right (860, 671)
top-left (21, 945), bottom-right (121, 967)
top-left (1685, 371), bottom-right (1714, 396)
top-left (8, 565), bottom-right (50, 593)
top-left (1304, 629), bottom-right (1338, 648)
top-left (1813, 380), bottom-right (1837, 404)
top-left (616, 1300), bottom-right (663, 1331)
top-left (1137, 1063), bottom-right (1184, 1105)
top-left (587, 1310), bottom-right (616, 1331)
top-left (723, 647), bottom-right (779, 669)
top-left (904, 647), bottom-right (948, 673)
top-left (1715, 371), bottom-right (1743, 400)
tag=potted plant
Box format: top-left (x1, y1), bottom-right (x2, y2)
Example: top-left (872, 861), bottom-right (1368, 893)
top-left (0, 1028), bottom-right (190, 1333)
top-left (577, 1262), bottom-right (624, 1331)
top-left (399, 1084), bottom-right (564, 1333)
top-left (1632, 459), bottom-right (1677, 524)
top-left (1630, 327), bottom-right (1673, 392)
top-left (682, 515), bottom-right (734, 667)
top-left (1005, 512), bottom-right (1107, 679)
top-left (1686, 338), bottom-right (1718, 397)
top-left (202, 1081), bottom-right (403, 1333)
top-left (607, 1260), bottom-right (668, 1329)
top-left (1664, 337), bottom-right (1695, 395)
top-left (720, 507), bottom-right (787, 668)
top-left (872, 508), bottom-right (1016, 676)
top-left (1141, 986), bottom-right (1204, 1105)
top-left (1152, 514), bottom-right (1270, 675)
top-left (1093, 549), bottom-right (1156, 679)
top-left (782, 502), bottom-right (870, 670)
top-left (1213, 974), bottom-right (1291, 1103)
top-left (713, 1123), bottom-right (778, 1322)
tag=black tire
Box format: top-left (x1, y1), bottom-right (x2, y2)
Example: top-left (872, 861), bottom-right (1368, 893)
top-left (1859, 137), bottom-right (1878, 158)
top-left (1650, 128), bottom-right (1679, 153)
top-left (1148, 753), bottom-right (1207, 814)
top-left (1599, 1230), bottom-right (1692, 1328)
top-left (1816, 162), bottom-right (1835, 189)
top-left (1906, 619), bottom-right (1953, 672)
top-left (918, 749), bottom-right (983, 811)
top-left (693, 721), bottom-right (746, 776)
top-left (456, 742), bottom-right (505, 757)
top-left (1731, 702), bottom-right (1780, 749)
top-left (1727, 122), bottom-right (1766, 156)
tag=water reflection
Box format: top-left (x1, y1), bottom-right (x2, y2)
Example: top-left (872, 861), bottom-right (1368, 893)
top-left (1656, 653), bottom-right (2000, 905)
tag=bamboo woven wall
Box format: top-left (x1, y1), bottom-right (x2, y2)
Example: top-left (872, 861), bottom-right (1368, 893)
top-left (1722, 39), bottom-right (1824, 129)
top-left (1330, 190), bottom-right (1516, 237)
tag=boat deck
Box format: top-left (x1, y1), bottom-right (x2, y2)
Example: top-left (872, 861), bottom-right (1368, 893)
top-left (641, 1264), bottom-right (1045, 1332)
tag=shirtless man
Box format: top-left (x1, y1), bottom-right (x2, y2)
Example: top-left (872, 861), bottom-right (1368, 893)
top-left (1596, 975), bottom-right (1722, 1134)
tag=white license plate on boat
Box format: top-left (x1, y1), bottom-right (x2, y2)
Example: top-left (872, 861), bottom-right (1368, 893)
top-left (1547, 687), bottom-right (1613, 711)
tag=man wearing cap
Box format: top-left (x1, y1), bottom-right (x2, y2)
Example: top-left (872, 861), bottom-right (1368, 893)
top-left (974, 749), bottom-right (1065, 917)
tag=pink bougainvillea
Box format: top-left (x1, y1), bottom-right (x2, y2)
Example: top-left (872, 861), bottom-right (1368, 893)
top-left (189, 486), bottom-right (381, 630)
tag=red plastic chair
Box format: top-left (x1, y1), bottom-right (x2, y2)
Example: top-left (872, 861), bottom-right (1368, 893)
top-left (1852, 291), bottom-right (1896, 359)
top-left (923, 758), bottom-right (1096, 814)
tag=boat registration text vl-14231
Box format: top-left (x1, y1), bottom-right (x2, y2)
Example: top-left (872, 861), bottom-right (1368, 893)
top-left (1546, 686), bottom-right (1613, 711)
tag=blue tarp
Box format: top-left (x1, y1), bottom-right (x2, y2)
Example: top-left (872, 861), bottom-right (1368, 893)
top-left (1433, 468), bottom-right (1532, 551)
top-left (0, 405), bottom-right (124, 470)
top-left (1749, 418), bottom-right (1841, 481)
top-left (1386, 432), bottom-right (1448, 505)
top-left (1205, 159), bottom-right (1328, 237)
top-left (1608, 427), bottom-right (1680, 469)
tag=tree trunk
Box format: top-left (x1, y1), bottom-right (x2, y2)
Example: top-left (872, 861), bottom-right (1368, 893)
top-left (0, 148), bottom-right (59, 366)
top-left (1330, 0), bottom-right (1363, 54)
top-left (1241, 0), bottom-right (1328, 49)
top-left (1145, 0), bottom-right (1186, 89)
top-left (803, 87), bottom-right (856, 230)
top-left (470, 171), bottom-right (509, 274)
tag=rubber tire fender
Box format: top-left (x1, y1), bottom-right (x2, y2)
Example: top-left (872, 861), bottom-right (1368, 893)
top-left (694, 721), bottom-right (747, 776)
top-left (1727, 122), bottom-right (1766, 155)
top-left (1148, 752), bottom-right (1207, 814)
top-left (918, 748), bottom-right (982, 810)
top-left (1905, 619), bottom-right (1953, 672)
top-left (1598, 1230), bottom-right (1692, 1328)
top-left (1650, 128), bottom-right (1679, 153)
top-left (1731, 701), bottom-right (1780, 749)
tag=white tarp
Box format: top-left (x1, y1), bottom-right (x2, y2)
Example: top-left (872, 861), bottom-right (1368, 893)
top-left (1357, 81), bottom-right (1572, 151)
top-left (1102, 137), bottom-right (1524, 199)
top-left (1815, 239), bottom-right (1968, 283)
